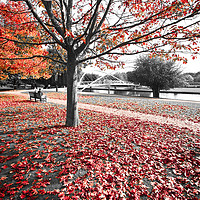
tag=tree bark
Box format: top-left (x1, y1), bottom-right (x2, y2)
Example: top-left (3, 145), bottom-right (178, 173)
top-left (66, 52), bottom-right (79, 127)
top-left (152, 86), bottom-right (160, 98)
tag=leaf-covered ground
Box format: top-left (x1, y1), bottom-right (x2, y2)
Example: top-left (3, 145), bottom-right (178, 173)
top-left (0, 93), bottom-right (200, 199)
top-left (46, 92), bottom-right (200, 123)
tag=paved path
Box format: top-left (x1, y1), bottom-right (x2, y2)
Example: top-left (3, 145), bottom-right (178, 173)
top-left (48, 98), bottom-right (200, 132)
top-left (2, 90), bottom-right (200, 132)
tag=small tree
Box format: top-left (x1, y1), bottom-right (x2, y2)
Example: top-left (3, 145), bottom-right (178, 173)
top-left (82, 73), bottom-right (100, 82)
top-left (113, 72), bottom-right (128, 82)
top-left (182, 74), bottom-right (194, 83)
top-left (194, 73), bottom-right (200, 82)
top-left (133, 55), bottom-right (182, 98)
top-left (178, 74), bottom-right (194, 87)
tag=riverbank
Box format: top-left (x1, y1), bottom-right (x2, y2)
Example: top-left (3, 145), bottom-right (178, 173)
top-left (2, 89), bottom-right (200, 125)
top-left (2, 86), bottom-right (200, 94)
top-left (81, 87), bottom-right (200, 102)
top-left (2, 86), bottom-right (200, 100)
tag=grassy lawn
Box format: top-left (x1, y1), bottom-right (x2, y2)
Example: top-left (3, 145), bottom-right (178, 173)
top-left (45, 92), bottom-right (200, 123)
top-left (0, 93), bottom-right (199, 199)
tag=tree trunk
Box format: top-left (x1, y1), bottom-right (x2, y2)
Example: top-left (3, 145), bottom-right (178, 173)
top-left (152, 86), bottom-right (160, 98)
top-left (66, 54), bottom-right (79, 127)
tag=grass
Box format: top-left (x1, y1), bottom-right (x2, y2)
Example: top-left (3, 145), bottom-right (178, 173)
top-left (45, 92), bottom-right (200, 123)
top-left (0, 93), bottom-right (200, 199)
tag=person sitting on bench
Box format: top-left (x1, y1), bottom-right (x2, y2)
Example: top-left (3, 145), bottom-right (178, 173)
top-left (38, 88), bottom-right (46, 99)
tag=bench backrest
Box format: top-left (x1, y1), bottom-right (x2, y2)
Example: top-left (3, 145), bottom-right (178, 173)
top-left (29, 92), bottom-right (42, 98)
top-left (35, 92), bottom-right (42, 98)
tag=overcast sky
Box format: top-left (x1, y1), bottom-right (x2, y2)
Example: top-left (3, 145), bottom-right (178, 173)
top-left (181, 56), bottom-right (200, 73)
top-left (83, 54), bottom-right (200, 75)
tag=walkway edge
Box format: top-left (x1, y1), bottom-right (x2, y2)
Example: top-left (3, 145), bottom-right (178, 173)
top-left (48, 98), bottom-right (200, 132)
top-left (2, 91), bottom-right (199, 132)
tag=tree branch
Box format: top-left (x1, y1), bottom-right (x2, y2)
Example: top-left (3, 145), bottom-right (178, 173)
top-left (79, 16), bottom-right (200, 63)
top-left (42, 0), bottom-right (65, 37)
top-left (95, 0), bottom-right (112, 31)
top-left (74, 0), bottom-right (102, 56)
top-left (0, 55), bottom-right (67, 65)
top-left (0, 37), bottom-right (56, 46)
top-left (24, 0), bottom-right (68, 50)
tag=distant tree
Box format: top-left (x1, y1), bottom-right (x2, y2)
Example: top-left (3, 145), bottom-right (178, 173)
top-left (193, 72), bottom-right (200, 82)
top-left (182, 74), bottom-right (194, 85)
top-left (194, 74), bottom-right (200, 82)
top-left (127, 71), bottom-right (137, 83)
top-left (184, 74), bottom-right (195, 82)
top-left (132, 55), bottom-right (182, 98)
top-left (113, 72), bottom-right (128, 82)
top-left (82, 73), bottom-right (100, 82)
top-left (47, 47), bottom-right (67, 88)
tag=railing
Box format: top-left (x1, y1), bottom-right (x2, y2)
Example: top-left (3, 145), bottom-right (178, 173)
top-left (79, 81), bottom-right (138, 86)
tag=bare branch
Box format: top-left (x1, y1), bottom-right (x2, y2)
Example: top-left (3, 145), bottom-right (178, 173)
top-left (41, 0), bottom-right (65, 37)
top-left (24, 0), bottom-right (68, 50)
top-left (79, 16), bottom-right (200, 63)
top-left (0, 37), bottom-right (57, 46)
top-left (59, 0), bottom-right (66, 37)
top-left (74, 0), bottom-right (102, 55)
top-left (95, 0), bottom-right (112, 31)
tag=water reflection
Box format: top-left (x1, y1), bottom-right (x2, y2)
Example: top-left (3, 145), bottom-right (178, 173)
top-left (92, 89), bottom-right (200, 102)
top-left (115, 90), bottom-right (152, 98)
top-left (159, 92), bottom-right (200, 102)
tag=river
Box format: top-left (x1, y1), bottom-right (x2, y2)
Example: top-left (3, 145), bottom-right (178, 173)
top-left (90, 88), bottom-right (200, 102)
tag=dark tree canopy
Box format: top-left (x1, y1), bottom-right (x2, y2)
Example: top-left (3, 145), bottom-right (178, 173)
top-left (132, 55), bottom-right (182, 97)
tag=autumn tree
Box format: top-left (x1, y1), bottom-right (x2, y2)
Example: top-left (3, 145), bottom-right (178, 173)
top-left (47, 46), bottom-right (68, 89)
top-left (0, 0), bottom-right (200, 126)
top-left (131, 55), bottom-right (182, 97)
top-left (0, 2), bottom-right (50, 80)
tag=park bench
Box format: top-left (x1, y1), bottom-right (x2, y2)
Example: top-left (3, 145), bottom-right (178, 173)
top-left (29, 92), bottom-right (47, 102)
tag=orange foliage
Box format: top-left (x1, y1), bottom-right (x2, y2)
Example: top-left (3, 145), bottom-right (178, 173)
top-left (0, 0), bottom-right (200, 75)
top-left (0, 1), bottom-right (50, 80)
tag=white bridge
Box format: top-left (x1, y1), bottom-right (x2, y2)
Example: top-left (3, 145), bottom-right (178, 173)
top-left (78, 71), bottom-right (140, 92)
